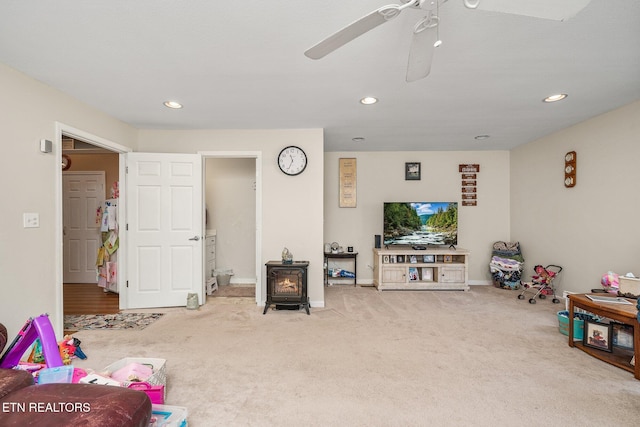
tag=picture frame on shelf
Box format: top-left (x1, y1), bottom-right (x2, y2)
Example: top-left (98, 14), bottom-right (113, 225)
top-left (405, 162), bottom-right (421, 181)
top-left (423, 255), bottom-right (435, 263)
top-left (408, 267), bottom-right (419, 281)
top-left (397, 255), bottom-right (405, 263)
top-left (409, 255), bottom-right (417, 264)
top-left (612, 323), bottom-right (634, 350)
top-left (389, 255), bottom-right (396, 263)
top-left (383, 255), bottom-right (390, 263)
top-left (443, 255), bottom-right (453, 263)
top-left (583, 320), bottom-right (613, 352)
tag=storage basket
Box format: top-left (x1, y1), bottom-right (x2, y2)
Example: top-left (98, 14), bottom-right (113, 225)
top-left (557, 311), bottom-right (593, 340)
top-left (104, 357), bottom-right (167, 399)
top-left (619, 276), bottom-right (640, 297)
top-left (151, 404), bottom-right (188, 427)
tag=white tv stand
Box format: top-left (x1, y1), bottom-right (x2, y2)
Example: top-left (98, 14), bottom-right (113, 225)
top-left (373, 247), bottom-right (470, 291)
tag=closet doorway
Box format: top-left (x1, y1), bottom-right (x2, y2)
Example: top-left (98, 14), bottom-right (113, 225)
top-left (61, 135), bottom-right (120, 316)
top-left (203, 152), bottom-right (262, 305)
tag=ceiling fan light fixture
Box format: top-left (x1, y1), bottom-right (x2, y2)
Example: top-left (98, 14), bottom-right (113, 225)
top-left (163, 100), bottom-right (183, 109)
top-left (543, 94), bottom-right (568, 103)
top-left (360, 96), bottom-right (378, 105)
top-left (352, 137), bottom-right (366, 142)
top-left (433, 39), bottom-right (442, 47)
top-left (474, 135), bottom-right (490, 140)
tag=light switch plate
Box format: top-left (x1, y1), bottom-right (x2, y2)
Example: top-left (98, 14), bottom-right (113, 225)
top-left (23, 213), bottom-right (40, 228)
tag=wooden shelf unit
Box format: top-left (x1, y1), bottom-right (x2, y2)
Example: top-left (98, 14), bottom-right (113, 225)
top-left (373, 247), bottom-right (470, 291)
top-left (568, 293), bottom-right (639, 380)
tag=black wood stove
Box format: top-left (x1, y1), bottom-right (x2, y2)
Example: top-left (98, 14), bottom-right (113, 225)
top-left (264, 261), bottom-right (310, 315)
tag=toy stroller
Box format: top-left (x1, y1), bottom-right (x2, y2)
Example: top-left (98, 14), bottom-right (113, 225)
top-left (517, 264), bottom-right (562, 304)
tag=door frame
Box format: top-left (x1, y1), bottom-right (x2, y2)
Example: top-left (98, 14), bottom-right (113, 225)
top-left (54, 123), bottom-right (131, 335)
top-left (199, 151), bottom-right (263, 306)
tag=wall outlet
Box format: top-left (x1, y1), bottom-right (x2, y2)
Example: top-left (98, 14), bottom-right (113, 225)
top-left (23, 213), bottom-right (40, 228)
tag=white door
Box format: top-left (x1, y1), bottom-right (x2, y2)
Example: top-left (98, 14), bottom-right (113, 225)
top-left (63, 172), bottom-right (105, 283)
top-left (126, 153), bottom-right (203, 308)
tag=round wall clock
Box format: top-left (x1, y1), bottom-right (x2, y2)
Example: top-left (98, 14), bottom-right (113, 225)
top-left (278, 146), bottom-right (307, 176)
top-left (62, 154), bottom-right (72, 171)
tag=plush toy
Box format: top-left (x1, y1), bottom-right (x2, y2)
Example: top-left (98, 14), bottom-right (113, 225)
top-left (58, 335), bottom-right (88, 365)
top-left (601, 271), bottom-right (619, 293)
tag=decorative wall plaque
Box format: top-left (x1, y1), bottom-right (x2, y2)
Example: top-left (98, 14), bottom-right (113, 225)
top-left (564, 151), bottom-right (576, 188)
top-left (460, 164), bottom-right (479, 206)
top-left (339, 158), bottom-right (357, 208)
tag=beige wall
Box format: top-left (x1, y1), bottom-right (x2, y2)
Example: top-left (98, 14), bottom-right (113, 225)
top-left (64, 153), bottom-right (119, 198)
top-left (324, 151), bottom-right (511, 284)
top-left (3, 57), bottom-right (639, 343)
top-left (0, 63), bottom-right (137, 338)
top-left (511, 100), bottom-right (640, 293)
top-left (137, 129), bottom-right (325, 306)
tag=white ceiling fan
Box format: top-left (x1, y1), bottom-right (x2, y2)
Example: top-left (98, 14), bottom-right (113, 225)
top-left (304, 0), bottom-right (592, 82)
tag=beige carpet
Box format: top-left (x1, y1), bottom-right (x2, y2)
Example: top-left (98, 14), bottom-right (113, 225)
top-left (71, 286), bottom-right (640, 426)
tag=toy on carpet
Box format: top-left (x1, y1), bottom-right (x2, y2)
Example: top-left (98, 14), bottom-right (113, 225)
top-left (58, 335), bottom-right (88, 365)
top-left (0, 314), bottom-right (63, 369)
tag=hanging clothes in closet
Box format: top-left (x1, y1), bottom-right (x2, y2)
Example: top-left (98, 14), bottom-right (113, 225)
top-left (96, 182), bottom-right (119, 293)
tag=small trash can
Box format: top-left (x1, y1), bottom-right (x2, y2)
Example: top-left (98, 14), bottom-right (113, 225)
top-left (215, 269), bottom-right (233, 286)
top-left (186, 293), bottom-right (199, 310)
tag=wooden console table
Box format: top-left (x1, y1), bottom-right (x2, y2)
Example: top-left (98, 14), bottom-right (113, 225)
top-left (568, 293), bottom-right (639, 379)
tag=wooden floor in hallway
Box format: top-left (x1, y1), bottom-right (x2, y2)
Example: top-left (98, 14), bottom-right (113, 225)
top-left (63, 283), bottom-right (119, 316)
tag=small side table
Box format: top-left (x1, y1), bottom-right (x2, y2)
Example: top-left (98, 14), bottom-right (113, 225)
top-left (324, 252), bottom-right (357, 286)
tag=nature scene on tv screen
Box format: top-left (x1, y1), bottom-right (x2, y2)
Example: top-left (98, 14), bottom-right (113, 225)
top-left (384, 202), bottom-right (458, 246)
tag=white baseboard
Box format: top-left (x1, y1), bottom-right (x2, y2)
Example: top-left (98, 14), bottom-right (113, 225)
top-left (562, 290), bottom-right (577, 310)
top-left (229, 277), bottom-right (255, 285)
top-left (469, 280), bottom-right (493, 286)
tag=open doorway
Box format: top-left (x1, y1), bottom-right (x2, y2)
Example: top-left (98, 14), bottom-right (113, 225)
top-left (202, 152), bottom-right (262, 305)
top-left (55, 123), bottom-right (131, 334)
top-left (62, 135), bottom-right (120, 317)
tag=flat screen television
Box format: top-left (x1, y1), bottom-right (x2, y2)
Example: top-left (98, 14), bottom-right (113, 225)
top-left (383, 202), bottom-right (458, 247)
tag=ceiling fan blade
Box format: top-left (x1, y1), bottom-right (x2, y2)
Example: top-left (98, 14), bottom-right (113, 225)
top-left (463, 0), bottom-right (592, 21)
top-left (305, 1), bottom-right (420, 60)
top-left (406, 15), bottom-right (438, 82)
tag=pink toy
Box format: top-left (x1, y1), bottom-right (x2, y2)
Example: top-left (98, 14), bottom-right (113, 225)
top-left (601, 271), bottom-right (619, 293)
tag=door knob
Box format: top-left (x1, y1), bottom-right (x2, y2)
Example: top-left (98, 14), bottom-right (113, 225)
top-left (189, 236), bottom-right (200, 241)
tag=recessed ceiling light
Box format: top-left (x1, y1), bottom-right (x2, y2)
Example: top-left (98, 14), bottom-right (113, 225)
top-left (163, 101), bottom-right (183, 109)
top-left (543, 94), bottom-right (568, 103)
top-left (352, 137), bottom-right (365, 142)
top-left (360, 97), bottom-right (378, 105)
top-left (474, 135), bottom-right (490, 140)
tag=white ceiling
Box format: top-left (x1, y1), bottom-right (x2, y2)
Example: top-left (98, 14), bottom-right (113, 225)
top-left (1, 1), bottom-right (639, 152)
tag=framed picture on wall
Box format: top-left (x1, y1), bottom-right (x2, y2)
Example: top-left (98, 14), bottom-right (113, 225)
top-left (405, 162), bottom-right (421, 180)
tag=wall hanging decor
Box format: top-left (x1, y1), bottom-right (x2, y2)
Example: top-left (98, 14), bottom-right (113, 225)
top-left (339, 158), bottom-right (357, 207)
top-left (564, 151), bottom-right (576, 187)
